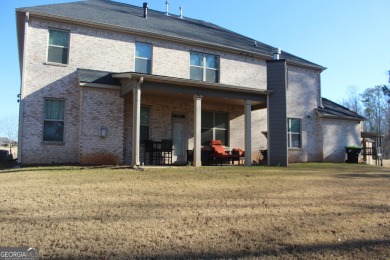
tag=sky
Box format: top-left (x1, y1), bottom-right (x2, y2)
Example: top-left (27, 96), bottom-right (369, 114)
top-left (1, 0), bottom-right (389, 136)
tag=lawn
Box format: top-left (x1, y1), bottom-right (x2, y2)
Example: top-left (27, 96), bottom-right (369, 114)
top-left (0, 163), bottom-right (389, 259)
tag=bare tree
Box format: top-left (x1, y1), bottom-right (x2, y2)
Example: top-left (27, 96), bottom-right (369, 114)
top-left (1, 116), bottom-right (18, 156)
top-left (341, 85), bottom-right (364, 115)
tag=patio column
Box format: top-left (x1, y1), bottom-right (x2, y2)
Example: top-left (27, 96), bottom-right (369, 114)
top-left (245, 99), bottom-right (252, 166)
top-left (193, 94), bottom-right (203, 167)
top-left (131, 77), bottom-right (143, 167)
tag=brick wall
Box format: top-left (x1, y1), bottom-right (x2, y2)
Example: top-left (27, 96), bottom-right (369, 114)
top-left (79, 87), bottom-right (124, 165)
top-left (286, 65), bottom-right (323, 162)
top-left (20, 17), bottom-right (326, 165)
top-left (321, 118), bottom-right (361, 162)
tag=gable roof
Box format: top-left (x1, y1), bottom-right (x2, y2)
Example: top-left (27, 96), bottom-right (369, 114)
top-left (316, 98), bottom-right (366, 121)
top-left (16, 0), bottom-right (325, 71)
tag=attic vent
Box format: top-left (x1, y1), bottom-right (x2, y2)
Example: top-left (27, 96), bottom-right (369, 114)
top-left (272, 48), bottom-right (281, 60)
top-left (179, 6), bottom-right (183, 19)
top-left (143, 2), bottom-right (148, 18)
top-left (165, 1), bottom-right (169, 16)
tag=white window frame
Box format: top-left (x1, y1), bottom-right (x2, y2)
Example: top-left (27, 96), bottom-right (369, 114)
top-left (135, 42), bottom-right (152, 74)
top-left (288, 118), bottom-right (301, 149)
top-left (43, 98), bottom-right (65, 143)
top-left (190, 52), bottom-right (219, 83)
top-left (201, 111), bottom-right (229, 145)
top-left (47, 28), bottom-right (70, 65)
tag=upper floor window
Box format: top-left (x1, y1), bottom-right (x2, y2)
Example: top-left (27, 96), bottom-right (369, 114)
top-left (201, 111), bottom-right (228, 145)
top-left (288, 118), bottom-right (301, 148)
top-left (190, 52), bottom-right (219, 83)
top-left (135, 42), bottom-right (152, 74)
top-left (48, 29), bottom-right (69, 64)
top-left (43, 99), bottom-right (65, 142)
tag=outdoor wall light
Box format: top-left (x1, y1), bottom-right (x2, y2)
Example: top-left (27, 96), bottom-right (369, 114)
top-left (99, 127), bottom-right (107, 138)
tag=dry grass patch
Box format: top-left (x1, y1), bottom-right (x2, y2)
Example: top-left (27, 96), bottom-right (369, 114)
top-left (0, 164), bottom-right (389, 259)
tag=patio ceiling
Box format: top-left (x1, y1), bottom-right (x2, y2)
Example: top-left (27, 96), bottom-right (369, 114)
top-left (113, 72), bottom-right (270, 109)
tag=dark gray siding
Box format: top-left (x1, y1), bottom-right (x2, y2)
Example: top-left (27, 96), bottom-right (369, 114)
top-left (267, 60), bottom-right (288, 166)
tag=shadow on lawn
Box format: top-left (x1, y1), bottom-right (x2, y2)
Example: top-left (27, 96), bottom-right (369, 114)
top-left (336, 173), bottom-right (390, 179)
top-left (45, 238), bottom-right (390, 259)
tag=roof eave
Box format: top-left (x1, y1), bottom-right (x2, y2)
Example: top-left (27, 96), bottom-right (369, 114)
top-left (16, 10), bottom-right (27, 78)
top-left (21, 10), bottom-right (325, 72)
top-left (315, 109), bottom-right (366, 122)
top-left (113, 72), bottom-right (273, 95)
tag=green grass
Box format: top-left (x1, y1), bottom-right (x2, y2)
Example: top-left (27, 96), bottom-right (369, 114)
top-left (0, 163), bottom-right (389, 259)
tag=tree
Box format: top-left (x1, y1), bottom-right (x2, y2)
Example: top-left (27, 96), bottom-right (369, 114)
top-left (0, 116), bottom-right (18, 155)
top-left (360, 85), bottom-right (389, 135)
top-left (341, 86), bottom-right (364, 115)
top-left (383, 85), bottom-right (390, 103)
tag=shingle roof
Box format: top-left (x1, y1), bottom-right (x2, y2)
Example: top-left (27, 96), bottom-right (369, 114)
top-left (77, 68), bottom-right (120, 85)
top-left (316, 98), bottom-right (366, 121)
top-left (17, 0), bottom-right (325, 70)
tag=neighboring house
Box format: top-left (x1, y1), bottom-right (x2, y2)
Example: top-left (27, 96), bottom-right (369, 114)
top-left (16, 0), bottom-right (364, 166)
top-left (0, 137), bottom-right (9, 146)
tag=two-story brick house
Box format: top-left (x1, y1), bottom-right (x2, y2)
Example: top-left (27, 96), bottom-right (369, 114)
top-left (16, 0), bottom-right (364, 166)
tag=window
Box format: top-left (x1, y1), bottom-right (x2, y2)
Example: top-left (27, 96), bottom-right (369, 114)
top-left (190, 52), bottom-right (219, 83)
top-left (201, 111), bottom-right (228, 145)
top-left (140, 106), bottom-right (150, 144)
top-left (48, 29), bottom-right (69, 64)
top-left (43, 99), bottom-right (65, 142)
top-left (288, 118), bottom-right (301, 148)
top-left (135, 42), bottom-right (152, 74)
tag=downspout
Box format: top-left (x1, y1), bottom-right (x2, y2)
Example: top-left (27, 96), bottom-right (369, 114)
top-left (17, 12), bottom-right (29, 164)
top-left (318, 72), bottom-right (323, 108)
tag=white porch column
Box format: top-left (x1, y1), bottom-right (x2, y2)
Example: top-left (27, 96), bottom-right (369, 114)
top-left (245, 99), bottom-right (252, 166)
top-left (193, 94), bottom-right (203, 167)
top-left (131, 78), bottom-right (143, 167)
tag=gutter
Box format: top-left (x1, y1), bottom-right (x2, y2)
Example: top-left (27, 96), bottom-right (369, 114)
top-left (315, 109), bottom-right (366, 122)
top-left (16, 9), bottom-right (326, 72)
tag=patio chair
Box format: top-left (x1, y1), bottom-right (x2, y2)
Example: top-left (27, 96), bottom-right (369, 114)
top-left (144, 140), bottom-right (161, 165)
top-left (231, 148), bottom-right (245, 165)
top-left (210, 140), bottom-right (240, 165)
top-left (161, 139), bottom-right (173, 165)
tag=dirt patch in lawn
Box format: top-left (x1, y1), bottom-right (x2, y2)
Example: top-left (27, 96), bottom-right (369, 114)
top-left (0, 163), bottom-right (389, 259)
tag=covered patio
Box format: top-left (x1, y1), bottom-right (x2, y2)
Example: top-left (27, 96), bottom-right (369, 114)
top-left (112, 72), bottom-right (271, 167)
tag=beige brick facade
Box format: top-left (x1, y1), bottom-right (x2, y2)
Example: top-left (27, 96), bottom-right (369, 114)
top-left (321, 118), bottom-right (361, 162)
top-left (19, 15), bottom-right (352, 166)
top-left (287, 66), bottom-right (323, 162)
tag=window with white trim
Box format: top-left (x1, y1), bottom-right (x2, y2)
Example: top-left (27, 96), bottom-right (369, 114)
top-left (190, 52), bottom-right (219, 83)
top-left (47, 29), bottom-right (69, 64)
top-left (135, 42), bottom-right (152, 74)
top-left (201, 111), bottom-right (228, 145)
top-left (288, 118), bottom-right (301, 148)
top-left (43, 99), bottom-right (65, 142)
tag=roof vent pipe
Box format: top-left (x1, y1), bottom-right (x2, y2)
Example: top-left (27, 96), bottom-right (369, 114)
top-left (143, 2), bottom-right (148, 18)
top-left (165, 1), bottom-right (169, 16)
top-left (272, 48), bottom-right (281, 60)
top-left (179, 6), bottom-right (183, 19)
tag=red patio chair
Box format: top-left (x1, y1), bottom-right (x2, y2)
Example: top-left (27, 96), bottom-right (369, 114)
top-left (210, 140), bottom-right (240, 165)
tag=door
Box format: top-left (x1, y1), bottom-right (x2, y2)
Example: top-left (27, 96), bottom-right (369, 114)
top-left (172, 114), bottom-right (187, 163)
